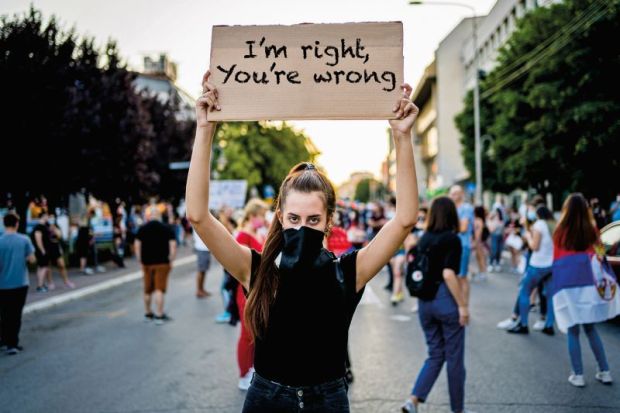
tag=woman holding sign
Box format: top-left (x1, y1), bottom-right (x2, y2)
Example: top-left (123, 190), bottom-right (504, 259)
top-left (186, 70), bottom-right (419, 412)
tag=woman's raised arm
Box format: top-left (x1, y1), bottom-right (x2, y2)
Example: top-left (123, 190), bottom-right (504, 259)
top-left (355, 84), bottom-right (419, 292)
top-left (185, 70), bottom-right (252, 289)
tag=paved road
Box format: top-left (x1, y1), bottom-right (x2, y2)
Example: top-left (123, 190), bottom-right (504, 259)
top-left (1, 259), bottom-right (619, 413)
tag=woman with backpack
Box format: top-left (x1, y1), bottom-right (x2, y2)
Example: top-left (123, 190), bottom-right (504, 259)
top-left (401, 196), bottom-right (469, 413)
top-left (551, 193), bottom-right (617, 387)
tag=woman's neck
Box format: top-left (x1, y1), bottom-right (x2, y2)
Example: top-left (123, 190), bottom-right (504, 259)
top-left (242, 223), bottom-right (256, 235)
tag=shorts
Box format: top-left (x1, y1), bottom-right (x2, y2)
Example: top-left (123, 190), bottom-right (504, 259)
top-left (196, 250), bottom-right (211, 273)
top-left (143, 264), bottom-right (171, 294)
top-left (48, 244), bottom-right (63, 262)
top-left (35, 251), bottom-right (50, 267)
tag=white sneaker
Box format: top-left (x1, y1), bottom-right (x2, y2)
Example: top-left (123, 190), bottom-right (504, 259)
top-left (568, 373), bottom-right (585, 387)
top-left (400, 399), bottom-right (417, 413)
top-left (497, 318), bottom-right (518, 330)
top-left (410, 303), bottom-right (419, 313)
top-left (532, 320), bottom-right (546, 331)
top-left (238, 369), bottom-right (254, 391)
top-left (595, 371), bottom-right (613, 385)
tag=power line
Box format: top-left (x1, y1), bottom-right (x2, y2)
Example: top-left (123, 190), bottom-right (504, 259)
top-left (486, 0), bottom-right (606, 83)
top-left (480, 1), bottom-right (611, 100)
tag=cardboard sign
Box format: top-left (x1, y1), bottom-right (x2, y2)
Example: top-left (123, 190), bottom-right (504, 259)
top-left (209, 180), bottom-right (248, 209)
top-left (208, 22), bottom-right (403, 121)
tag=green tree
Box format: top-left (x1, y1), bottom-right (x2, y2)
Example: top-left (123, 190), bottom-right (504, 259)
top-left (455, 0), bottom-right (620, 203)
top-left (213, 122), bottom-right (318, 195)
top-left (0, 6), bottom-right (193, 217)
top-left (354, 178), bottom-right (371, 203)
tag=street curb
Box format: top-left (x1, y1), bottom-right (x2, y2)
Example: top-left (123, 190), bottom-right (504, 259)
top-left (23, 255), bottom-right (197, 315)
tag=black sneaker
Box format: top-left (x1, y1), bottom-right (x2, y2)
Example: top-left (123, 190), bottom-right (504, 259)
top-left (154, 314), bottom-right (171, 325)
top-left (507, 324), bottom-right (529, 334)
top-left (36, 286), bottom-right (48, 293)
top-left (144, 313), bottom-right (155, 323)
top-left (542, 327), bottom-right (555, 336)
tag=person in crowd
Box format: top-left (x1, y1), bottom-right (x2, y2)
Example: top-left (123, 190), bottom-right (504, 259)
top-left (186, 70), bottom-right (419, 412)
top-left (135, 212), bottom-right (177, 325)
top-left (76, 212), bottom-right (95, 275)
top-left (551, 193), bottom-right (616, 387)
top-left (507, 205), bottom-right (556, 335)
top-left (44, 213), bottom-right (75, 289)
top-left (590, 197), bottom-right (608, 230)
top-left (401, 197), bottom-right (470, 413)
top-left (346, 210), bottom-right (367, 253)
top-left (327, 210), bottom-right (352, 257)
top-left (504, 211), bottom-right (524, 274)
top-left (404, 206), bottom-right (428, 314)
top-left (448, 185), bottom-right (474, 307)
top-left (472, 206), bottom-right (489, 281)
top-left (31, 212), bottom-right (52, 292)
top-left (232, 199), bottom-right (268, 391)
top-left (609, 193), bottom-right (620, 223)
top-left (193, 227), bottom-right (212, 298)
top-left (487, 206), bottom-right (505, 272)
top-left (368, 203), bottom-right (394, 292)
top-left (0, 213), bottom-right (36, 355)
top-left (215, 207), bottom-right (238, 324)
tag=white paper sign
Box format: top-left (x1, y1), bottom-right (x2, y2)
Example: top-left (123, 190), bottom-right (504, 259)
top-left (209, 180), bottom-right (248, 210)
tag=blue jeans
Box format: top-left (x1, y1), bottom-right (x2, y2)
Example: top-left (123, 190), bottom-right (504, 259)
top-left (518, 265), bottom-right (554, 328)
top-left (242, 373), bottom-right (349, 413)
top-left (412, 284), bottom-right (465, 413)
top-left (490, 232), bottom-right (503, 266)
top-left (567, 324), bottom-right (610, 375)
top-left (459, 245), bottom-right (471, 277)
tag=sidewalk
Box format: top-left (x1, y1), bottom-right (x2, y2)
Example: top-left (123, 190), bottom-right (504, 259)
top-left (24, 244), bottom-right (197, 314)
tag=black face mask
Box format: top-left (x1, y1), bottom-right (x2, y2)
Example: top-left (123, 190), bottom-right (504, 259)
top-left (279, 226), bottom-right (325, 273)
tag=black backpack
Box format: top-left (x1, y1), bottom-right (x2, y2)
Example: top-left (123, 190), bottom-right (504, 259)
top-left (405, 238), bottom-right (442, 301)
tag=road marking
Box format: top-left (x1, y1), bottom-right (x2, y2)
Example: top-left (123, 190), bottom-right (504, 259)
top-left (359, 285), bottom-right (384, 308)
top-left (23, 255), bottom-right (197, 315)
top-left (390, 314), bottom-right (412, 322)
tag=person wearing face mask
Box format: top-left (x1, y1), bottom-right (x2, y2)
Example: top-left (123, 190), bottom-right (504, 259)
top-left (507, 205), bottom-right (556, 335)
top-left (234, 199), bottom-right (268, 391)
top-left (187, 70), bottom-right (419, 413)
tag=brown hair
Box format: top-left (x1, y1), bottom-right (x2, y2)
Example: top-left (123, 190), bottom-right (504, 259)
top-left (245, 162), bottom-right (336, 339)
top-left (553, 193), bottom-right (598, 252)
top-left (426, 196), bottom-right (459, 233)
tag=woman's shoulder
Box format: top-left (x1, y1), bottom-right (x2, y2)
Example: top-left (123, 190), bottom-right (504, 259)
top-left (421, 230), bottom-right (459, 245)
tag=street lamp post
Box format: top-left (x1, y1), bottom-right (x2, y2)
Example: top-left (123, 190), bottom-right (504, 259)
top-left (409, 1), bottom-right (483, 204)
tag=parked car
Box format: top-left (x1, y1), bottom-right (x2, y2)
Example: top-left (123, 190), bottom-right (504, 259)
top-left (600, 220), bottom-right (620, 278)
top-left (600, 220), bottom-right (620, 324)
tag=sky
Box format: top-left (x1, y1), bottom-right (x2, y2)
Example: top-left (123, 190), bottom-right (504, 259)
top-left (1, 0), bottom-right (496, 185)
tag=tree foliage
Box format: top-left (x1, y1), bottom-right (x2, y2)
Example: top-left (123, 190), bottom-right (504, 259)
top-left (213, 122), bottom-right (318, 195)
top-left (455, 0), bottom-right (620, 203)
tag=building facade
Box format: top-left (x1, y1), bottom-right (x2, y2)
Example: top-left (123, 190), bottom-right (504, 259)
top-left (407, 0), bottom-right (549, 197)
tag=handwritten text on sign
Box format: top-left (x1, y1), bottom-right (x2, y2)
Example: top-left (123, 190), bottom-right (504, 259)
top-left (208, 22), bottom-right (404, 121)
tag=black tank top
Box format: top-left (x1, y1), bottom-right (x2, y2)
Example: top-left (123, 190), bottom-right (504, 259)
top-left (248, 248), bottom-right (364, 386)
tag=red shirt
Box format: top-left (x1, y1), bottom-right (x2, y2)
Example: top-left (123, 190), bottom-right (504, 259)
top-left (327, 227), bottom-right (352, 257)
top-left (236, 231), bottom-right (263, 253)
